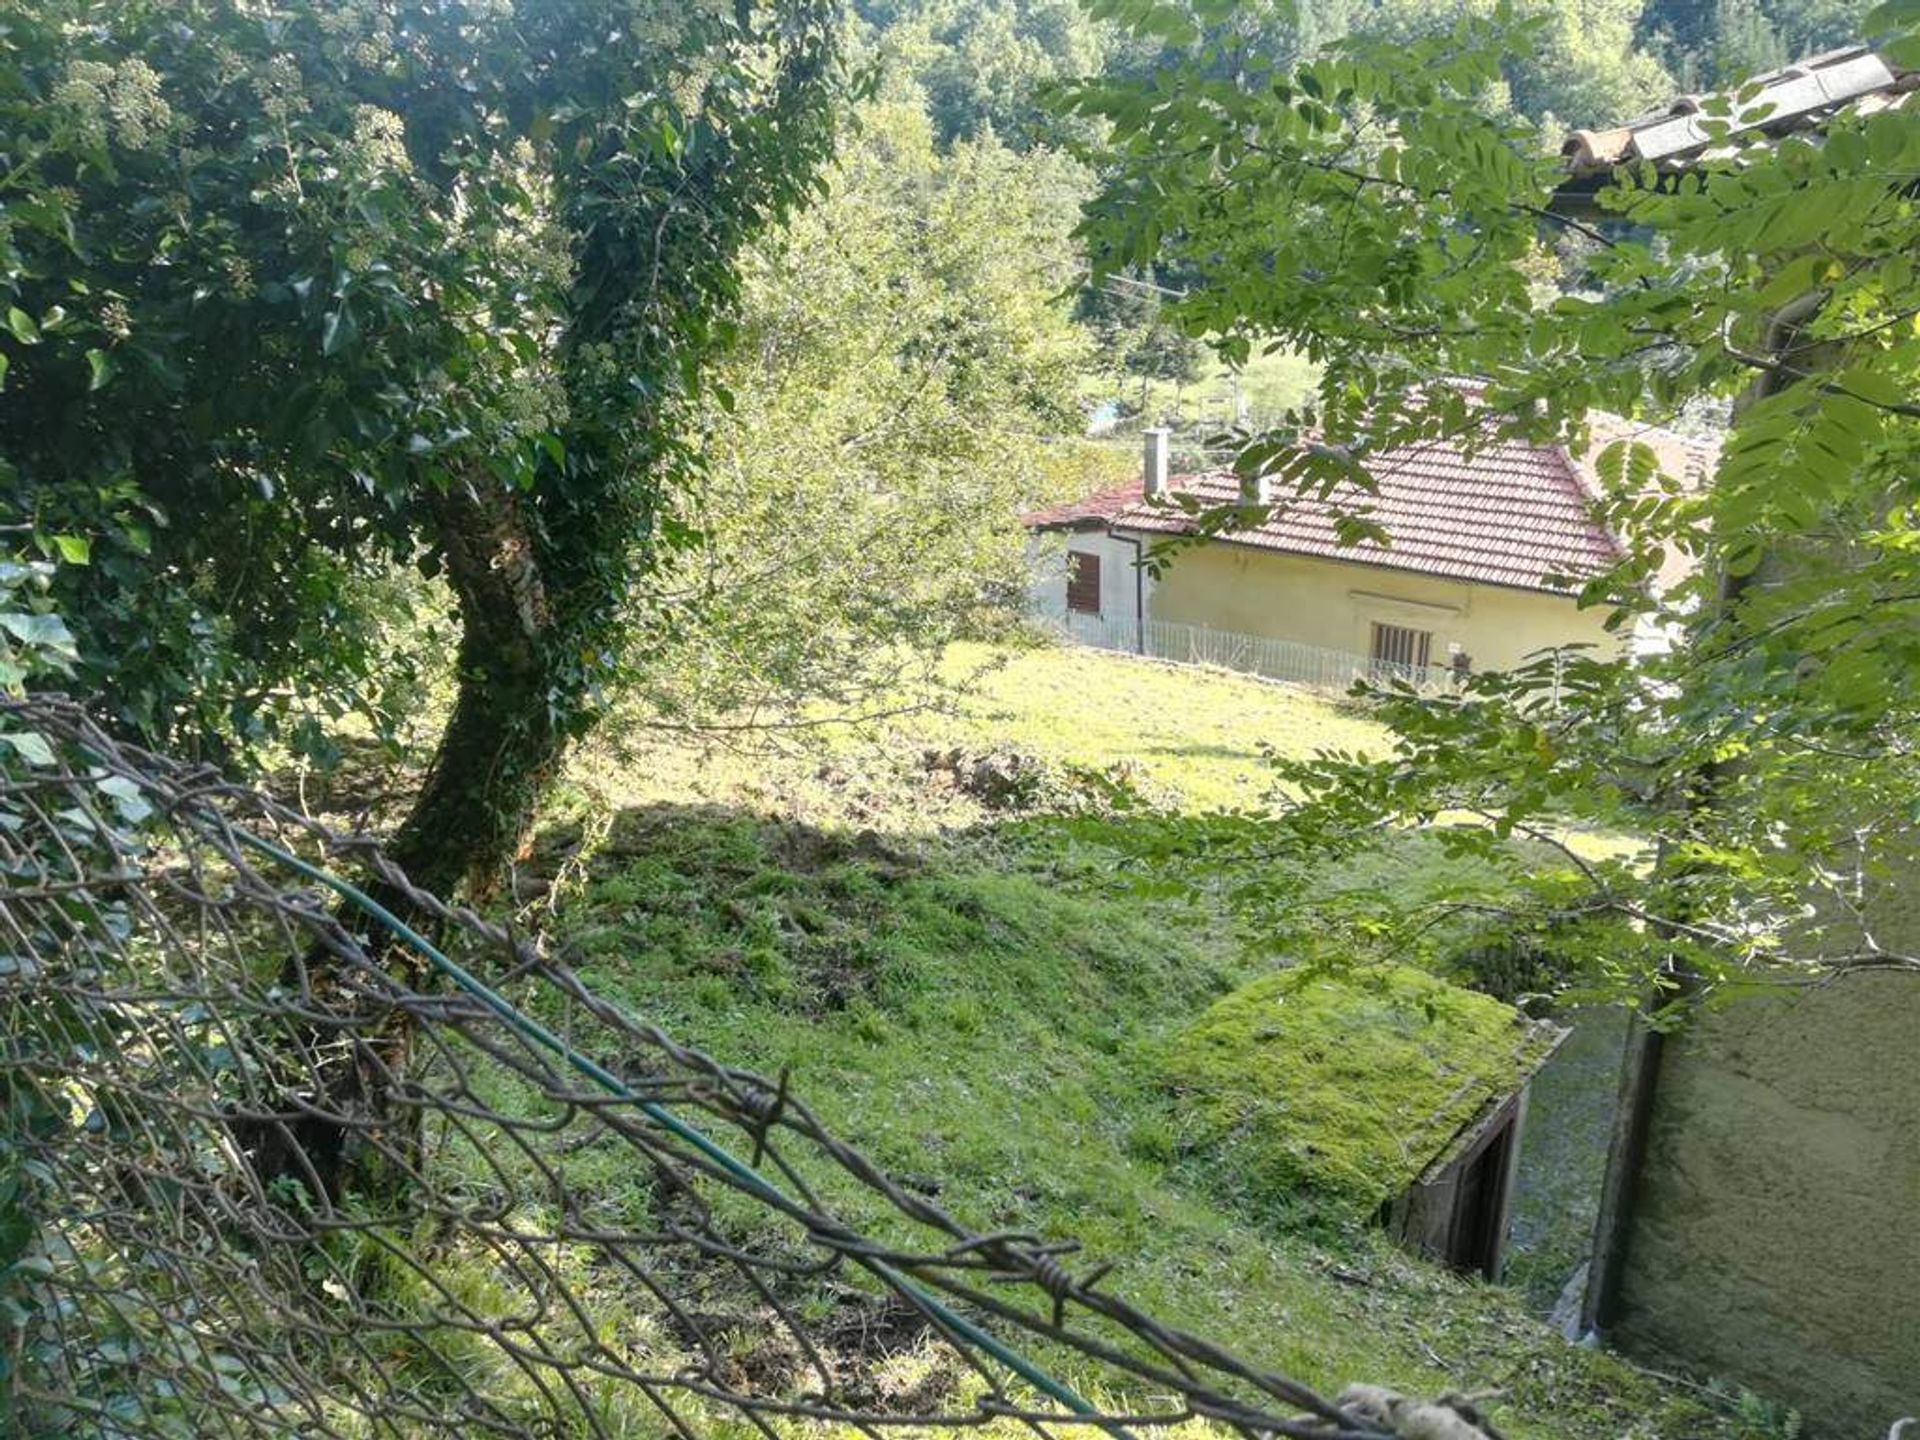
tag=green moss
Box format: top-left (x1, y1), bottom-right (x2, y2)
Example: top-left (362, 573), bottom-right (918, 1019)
top-left (1162, 965), bottom-right (1555, 1214)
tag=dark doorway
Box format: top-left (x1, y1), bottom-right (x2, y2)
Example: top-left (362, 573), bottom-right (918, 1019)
top-left (1449, 1118), bottom-right (1516, 1278)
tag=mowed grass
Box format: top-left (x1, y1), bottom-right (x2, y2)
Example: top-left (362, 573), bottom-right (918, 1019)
top-left (569, 640), bottom-right (1387, 830)
top-left (918, 642), bottom-right (1387, 811)
top-left (497, 640), bottom-right (1743, 1439)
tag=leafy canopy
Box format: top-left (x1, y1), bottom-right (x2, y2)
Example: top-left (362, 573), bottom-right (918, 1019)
top-left (0, 0), bottom-right (839, 766)
top-left (633, 97), bottom-right (1113, 730)
top-left (1072, 0), bottom-right (1920, 998)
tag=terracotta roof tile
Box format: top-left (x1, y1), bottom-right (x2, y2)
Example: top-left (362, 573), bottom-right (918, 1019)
top-left (1020, 481), bottom-right (1145, 529)
top-left (1030, 431), bottom-right (1634, 596)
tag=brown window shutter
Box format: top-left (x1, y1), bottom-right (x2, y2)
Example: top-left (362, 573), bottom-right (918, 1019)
top-left (1067, 550), bottom-right (1102, 615)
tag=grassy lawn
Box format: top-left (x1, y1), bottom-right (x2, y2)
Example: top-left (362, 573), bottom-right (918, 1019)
top-left (487, 639), bottom-right (1741, 1439)
top-left (527, 808), bottom-right (1719, 1440)
top-left (568, 640), bottom-right (1387, 830)
top-left (919, 642), bottom-right (1386, 810)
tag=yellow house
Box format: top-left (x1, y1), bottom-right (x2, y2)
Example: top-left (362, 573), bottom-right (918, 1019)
top-left (1024, 424), bottom-right (1678, 686)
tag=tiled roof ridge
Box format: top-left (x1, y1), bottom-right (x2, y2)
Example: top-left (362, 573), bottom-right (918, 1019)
top-left (1061, 425), bottom-right (1629, 594)
top-left (1019, 480), bottom-right (1145, 529)
top-left (1021, 404), bottom-right (1730, 592)
top-left (1563, 42), bottom-right (1917, 176)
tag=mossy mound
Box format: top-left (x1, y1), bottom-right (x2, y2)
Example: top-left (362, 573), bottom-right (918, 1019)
top-left (1161, 965), bottom-right (1556, 1214)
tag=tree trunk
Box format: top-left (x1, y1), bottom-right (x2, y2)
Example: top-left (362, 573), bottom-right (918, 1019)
top-left (387, 482), bottom-right (566, 902)
top-left (277, 480), bottom-right (568, 1202)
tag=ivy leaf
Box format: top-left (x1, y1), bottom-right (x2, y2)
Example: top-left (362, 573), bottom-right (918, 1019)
top-left (49, 535), bottom-right (90, 564)
top-left (85, 348), bottom-right (114, 390)
top-left (0, 611), bottom-right (79, 658)
top-left (321, 305), bottom-right (358, 356)
top-left (6, 307), bottom-right (40, 344)
top-left (96, 773), bottom-right (153, 823)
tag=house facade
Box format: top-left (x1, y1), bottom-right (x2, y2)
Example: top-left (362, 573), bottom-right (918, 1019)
top-left (1026, 424), bottom-right (1637, 687)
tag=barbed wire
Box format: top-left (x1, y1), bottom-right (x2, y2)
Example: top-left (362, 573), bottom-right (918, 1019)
top-left (0, 695), bottom-right (1499, 1440)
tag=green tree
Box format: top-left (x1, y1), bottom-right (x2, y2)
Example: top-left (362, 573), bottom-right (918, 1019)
top-left (1639, 0), bottom-right (1878, 87)
top-left (1298, 0), bottom-right (1675, 125)
top-left (631, 99), bottom-right (1112, 727)
top-left (861, 0), bottom-right (1106, 148)
top-left (1079, 273), bottom-right (1208, 398)
top-left (1071, 0), bottom-right (1920, 997)
top-left (0, 0), bottom-right (841, 896)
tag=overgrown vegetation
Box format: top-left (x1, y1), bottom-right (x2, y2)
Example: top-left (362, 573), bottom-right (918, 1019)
top-left (1, 0), bottom-right (843, 896)
top-left (1073, 0), bottom-right (1920, 1004)
top-left (1161, 967), bottom-right (1558, 1217)
top-left (7, 0), bottom-right (1912, 1432)
top-left (499, 658), bottom-right (1733, 1437)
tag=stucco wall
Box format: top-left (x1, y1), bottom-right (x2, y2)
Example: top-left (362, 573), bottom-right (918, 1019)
top-left (1025, 529), bottom-right (1152, 648)
top-left (1613, 971), bottom-right (1920, 1435)
top-left (1136, 539), bottom-right (1618, 671)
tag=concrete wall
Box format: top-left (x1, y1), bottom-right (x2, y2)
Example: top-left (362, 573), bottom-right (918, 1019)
top-left (1606, 536), bottom-right (1920, 1434)
top-left (1025, 528), bottom-right (1152, 649)
top-left (1611, 971), bottom-right (1920, 1435)
top-left (1137, 539), bottom-right (1618, 671)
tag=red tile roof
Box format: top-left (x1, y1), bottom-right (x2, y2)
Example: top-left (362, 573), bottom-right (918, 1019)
top-left (1020, 482), bottom-right (1145, 529)
top-left (1028, 430), bottom-right (1640, 596)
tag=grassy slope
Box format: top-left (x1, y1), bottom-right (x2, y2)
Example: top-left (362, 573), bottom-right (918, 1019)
top-left (525, 643), bottom-right (1728, 1439)
top-left (918, 643), bottom-right (1386, 811)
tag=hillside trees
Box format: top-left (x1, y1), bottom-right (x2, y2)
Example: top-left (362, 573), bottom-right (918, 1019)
top-left (861, 0), bottom-right (1104, 148)
top-left (1072, 0), bottom-right (1920, 997)
top-left (629, 100), bottom-right (1109, 730)
top-left (1282, 0), bottom-right (1674, 124)
top-left (0, 0), bottom-right (841, 896)
top-left (1638, 0), bottom-right (1879, 87)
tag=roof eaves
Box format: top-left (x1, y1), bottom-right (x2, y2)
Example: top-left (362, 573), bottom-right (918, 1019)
top-left (1561, 44), bottom-right (1916, 179)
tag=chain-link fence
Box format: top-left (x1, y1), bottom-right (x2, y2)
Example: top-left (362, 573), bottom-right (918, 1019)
top-left (0, 696), bottom-right (1501, 1440)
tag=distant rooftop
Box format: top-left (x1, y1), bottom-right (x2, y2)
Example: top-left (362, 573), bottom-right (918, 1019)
top-left (1561, 44), bottom-right (1917, 180)
top-left (1022, 418), bottom-right (1722, 597)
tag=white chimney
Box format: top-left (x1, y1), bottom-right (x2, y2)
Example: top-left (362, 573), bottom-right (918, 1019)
top-left (1240, 471), bottom-right (1274, 506)
top-left (1143, 427), bottom-right (1170, 499)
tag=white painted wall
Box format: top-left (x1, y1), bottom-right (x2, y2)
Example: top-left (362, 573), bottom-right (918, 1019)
top-left (1025, 528), bottom-right (1152, 650)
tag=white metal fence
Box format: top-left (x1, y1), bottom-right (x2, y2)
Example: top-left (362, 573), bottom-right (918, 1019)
top-left (1042, 612), bottom-right (1461, 694)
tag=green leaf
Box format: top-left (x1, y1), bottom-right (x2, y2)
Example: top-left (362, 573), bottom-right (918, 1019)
top-left (50, 535), bottom-right (90, 565)
top-left (6, 308), bottom-right (39, 345)
top-left (1865, 1), bottom-right (1920, 38)
top-left (1838, 367), bottom-right (1905, 410)
top-left (321, 305), bottom-right (358, 356)
top-left (96, 774), bottom-right (153, 823)
top-left (85, 348), bottom-right (114, 391)
top-left (1884, 33), bottom-right (1920, 69)
top-left (0, 611), bottom-right (78, 658)
top-left (0, 731), bottom-right (56, 767)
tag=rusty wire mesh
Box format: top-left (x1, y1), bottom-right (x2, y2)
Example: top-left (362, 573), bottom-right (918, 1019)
top-left (0, 694), bottom-right (1445, 1440)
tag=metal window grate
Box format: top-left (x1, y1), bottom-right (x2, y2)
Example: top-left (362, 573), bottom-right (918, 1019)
top-left (1370, 622), bottom-right (1433, 671)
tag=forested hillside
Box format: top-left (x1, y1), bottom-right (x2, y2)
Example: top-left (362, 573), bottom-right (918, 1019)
top-left (828, 0), bottom-right (1883, 472)
top-left (858, 0), bottom-right (1882, 145)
